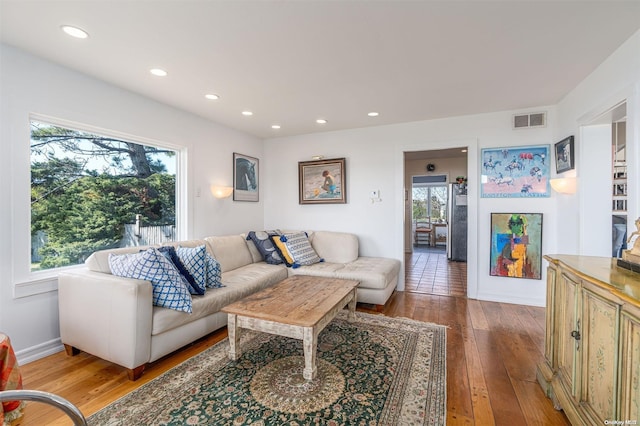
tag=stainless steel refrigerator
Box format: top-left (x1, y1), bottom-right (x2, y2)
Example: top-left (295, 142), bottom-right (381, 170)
top-left (447, 183), bottom-right (467, 262)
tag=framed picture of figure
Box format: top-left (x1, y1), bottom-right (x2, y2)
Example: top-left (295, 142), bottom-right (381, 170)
top-left (490, 212), bottom-right (543, 280)
top-left (298, 158), bottom-right (346, 204)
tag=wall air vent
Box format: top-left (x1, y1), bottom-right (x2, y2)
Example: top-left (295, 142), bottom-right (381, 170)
top-left (513, 112), bottom-right (546, 129)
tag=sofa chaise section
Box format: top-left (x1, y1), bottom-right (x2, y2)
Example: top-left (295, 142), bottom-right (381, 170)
top-left (287, 231), bottom-right (401, 306)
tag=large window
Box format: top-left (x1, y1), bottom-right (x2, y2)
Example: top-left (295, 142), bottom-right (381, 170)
top-left (30, 120), bottom-right (177, 271)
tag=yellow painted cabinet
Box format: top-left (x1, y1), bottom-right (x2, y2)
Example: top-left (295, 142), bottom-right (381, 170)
top-left (538, 255), bottom-right (640, 425)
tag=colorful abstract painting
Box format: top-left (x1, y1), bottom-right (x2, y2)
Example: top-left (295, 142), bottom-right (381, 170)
top-left (481, 145), bottom-right (550, 197)
top-left (490, 213), bottom-right (543, 280)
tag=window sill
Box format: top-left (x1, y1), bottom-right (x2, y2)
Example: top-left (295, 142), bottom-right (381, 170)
top-left (14, 264), bottom-right (84, 298)
top-left (14, 277), bottom-right (58, 298)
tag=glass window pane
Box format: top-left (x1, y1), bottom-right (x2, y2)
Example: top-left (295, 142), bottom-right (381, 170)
top-left (30, 121), bottom-right (177, 271)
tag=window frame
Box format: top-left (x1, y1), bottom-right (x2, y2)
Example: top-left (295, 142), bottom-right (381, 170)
top-left (14, 114), bottom-right (187, 297)
top-left (411, 174), bottom-right (450, 222)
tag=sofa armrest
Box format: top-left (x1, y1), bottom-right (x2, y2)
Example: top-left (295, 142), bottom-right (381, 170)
top-left (58, 270), bottom-right (153, 370)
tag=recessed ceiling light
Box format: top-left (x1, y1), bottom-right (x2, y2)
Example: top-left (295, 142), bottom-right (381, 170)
top-left (61, 25), bottom-right (89, 39)
top-left (150, 68), bottom-right (167, 77)
top-left (316, 119), bottom-right (328, 124)
top-left (368, 112), bottom-right (379, 117)
top-left (242, 111), bottom-right (253, 116)
top-left (205, 94), bottom-right (220, 100)
top-left (271, 124), bottom-right (281, 129)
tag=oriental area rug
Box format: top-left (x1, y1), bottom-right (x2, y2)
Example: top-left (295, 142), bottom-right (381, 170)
top-left (88, 312), bottom-right (447, 425)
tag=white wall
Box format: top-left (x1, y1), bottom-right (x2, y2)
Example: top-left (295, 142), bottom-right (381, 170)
top-left (264, 109), bottom-right (557, 306)
top-left (555, 30), bottom-right (640, 254)
top-left (0, 45), bottom-right (264, 360)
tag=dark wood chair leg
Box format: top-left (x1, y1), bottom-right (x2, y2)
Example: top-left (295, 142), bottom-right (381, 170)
top-left (127, 365), bottom-right (146, 381)
top-left (63, 344), bottom-right (80, 356)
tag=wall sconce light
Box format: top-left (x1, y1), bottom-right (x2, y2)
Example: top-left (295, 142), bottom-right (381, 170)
top-left (550, 177), bottom-right (577, 194)
top-left (210, 185), bottom-right (233, 199)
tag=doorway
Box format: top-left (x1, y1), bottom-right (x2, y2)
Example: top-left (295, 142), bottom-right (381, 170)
top-left (403, 148), bottom-right (468, 296)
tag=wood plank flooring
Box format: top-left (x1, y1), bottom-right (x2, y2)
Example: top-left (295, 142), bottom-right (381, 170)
top-left (14, 292), bottom-right (569, 425)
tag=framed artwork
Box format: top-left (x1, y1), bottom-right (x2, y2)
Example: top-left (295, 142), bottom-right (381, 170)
top-left (490, 213), bottom-right (543, 280)
top-left (554, 135), bottom-right (575, 174)
top-left (481, 145), bottom-right (550, 198)
top-left (298, 157), bottom-right (346, 204)
top-left (233, 153), bottom-right (259, 202)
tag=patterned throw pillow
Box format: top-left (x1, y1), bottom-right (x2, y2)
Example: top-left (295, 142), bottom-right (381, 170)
top-left (270, 235), bottom-right (295, 267)
top-left (157, 246), bottom-right (203, 295)
top-left (176, 245), bottom-right (208, 294)
top-left (246, 230), bottom-right (283, 265)
top-left (108, 248), bottom-right (192, 313)
top-left (279, 232), bottom-right (323, 268)
top-left (205, 253), bottom-right (223, 288)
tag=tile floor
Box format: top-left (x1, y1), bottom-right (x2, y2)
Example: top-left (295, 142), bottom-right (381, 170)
top-left (404, 245), bottom-right (467, 296)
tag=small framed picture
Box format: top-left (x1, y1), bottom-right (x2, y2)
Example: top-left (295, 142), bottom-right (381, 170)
top-left (554, 136), bottom-right (575, 174)
top-left (233, 153), bottom-right (258, 202)
top-left (298, 158), bottom-right (346, 204)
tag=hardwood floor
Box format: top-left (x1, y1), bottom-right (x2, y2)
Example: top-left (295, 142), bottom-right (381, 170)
top-left (15, 292), bottom-right (569, 425)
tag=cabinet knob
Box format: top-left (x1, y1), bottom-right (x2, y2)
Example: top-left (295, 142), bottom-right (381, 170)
top-left (570, 330), bottom-right (581, 341)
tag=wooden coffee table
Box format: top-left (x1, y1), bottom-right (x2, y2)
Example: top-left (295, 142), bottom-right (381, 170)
top-left (221, 275), bottom-right (359, 380)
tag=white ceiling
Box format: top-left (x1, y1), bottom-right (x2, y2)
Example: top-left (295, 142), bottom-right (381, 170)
top-left (2, 1), bottom-right (639, 139)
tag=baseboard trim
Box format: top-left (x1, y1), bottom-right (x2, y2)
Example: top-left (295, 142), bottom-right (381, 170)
top-left (474, 292), bottom-right (545, 307)
top-left (15, 337), bottom-right (64, 365)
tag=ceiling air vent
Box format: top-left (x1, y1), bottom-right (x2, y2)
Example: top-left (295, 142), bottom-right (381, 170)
top-left (513, 112), bottom-right (546, 129)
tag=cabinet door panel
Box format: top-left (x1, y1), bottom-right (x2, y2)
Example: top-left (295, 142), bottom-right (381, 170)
top-left (581, 288), bottom-right (619, 423)
top-left (620, 311), bottom-right (640, 421)
top-left (557, 272), bottom-right (580, 399)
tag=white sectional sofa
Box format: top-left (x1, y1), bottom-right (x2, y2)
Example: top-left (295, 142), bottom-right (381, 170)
top-left (57, 230), bottom-right (401, 380)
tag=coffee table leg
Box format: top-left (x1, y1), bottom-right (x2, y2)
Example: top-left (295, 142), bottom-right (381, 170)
top-left (347, 289), bottom-right (357, 321)
top-left (302, 327), bottom-right (317, 380)
top-left (227, 314), bottom-right (241, 361)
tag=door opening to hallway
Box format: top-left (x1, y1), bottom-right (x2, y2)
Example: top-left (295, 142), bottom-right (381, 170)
top-left (404, 148), bottom-right (468, 297)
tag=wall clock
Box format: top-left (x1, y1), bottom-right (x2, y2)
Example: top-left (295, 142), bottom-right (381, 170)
top-left (426, 163), bottom-right (436, 172)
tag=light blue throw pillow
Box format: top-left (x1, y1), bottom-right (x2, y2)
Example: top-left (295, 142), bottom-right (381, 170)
top-left (108, 248), bottom-right (192, 313)
top-left (176, 245), bottom-right (208, 294)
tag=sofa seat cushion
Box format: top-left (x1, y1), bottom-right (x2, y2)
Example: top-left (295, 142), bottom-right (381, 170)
top-left (151, 262), bottom-right (287, 335)
top-left (288, 262), bottom-right (346, 278)
top-left (291, 257), bottom-right (400, 291)
top-left (334, 257), bottom-right (400, 290)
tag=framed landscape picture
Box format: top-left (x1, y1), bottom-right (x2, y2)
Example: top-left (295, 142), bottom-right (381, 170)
top-left (490, 213), bottom-right (543, 280)
top-left (298, 158), bottom-right (346, 204)
top-left (233, 153), bottom-right (258, 202)
top-left (554, 135), bottom-right (575, 174)
top-left (480, 145), bottom-right (550, 198)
